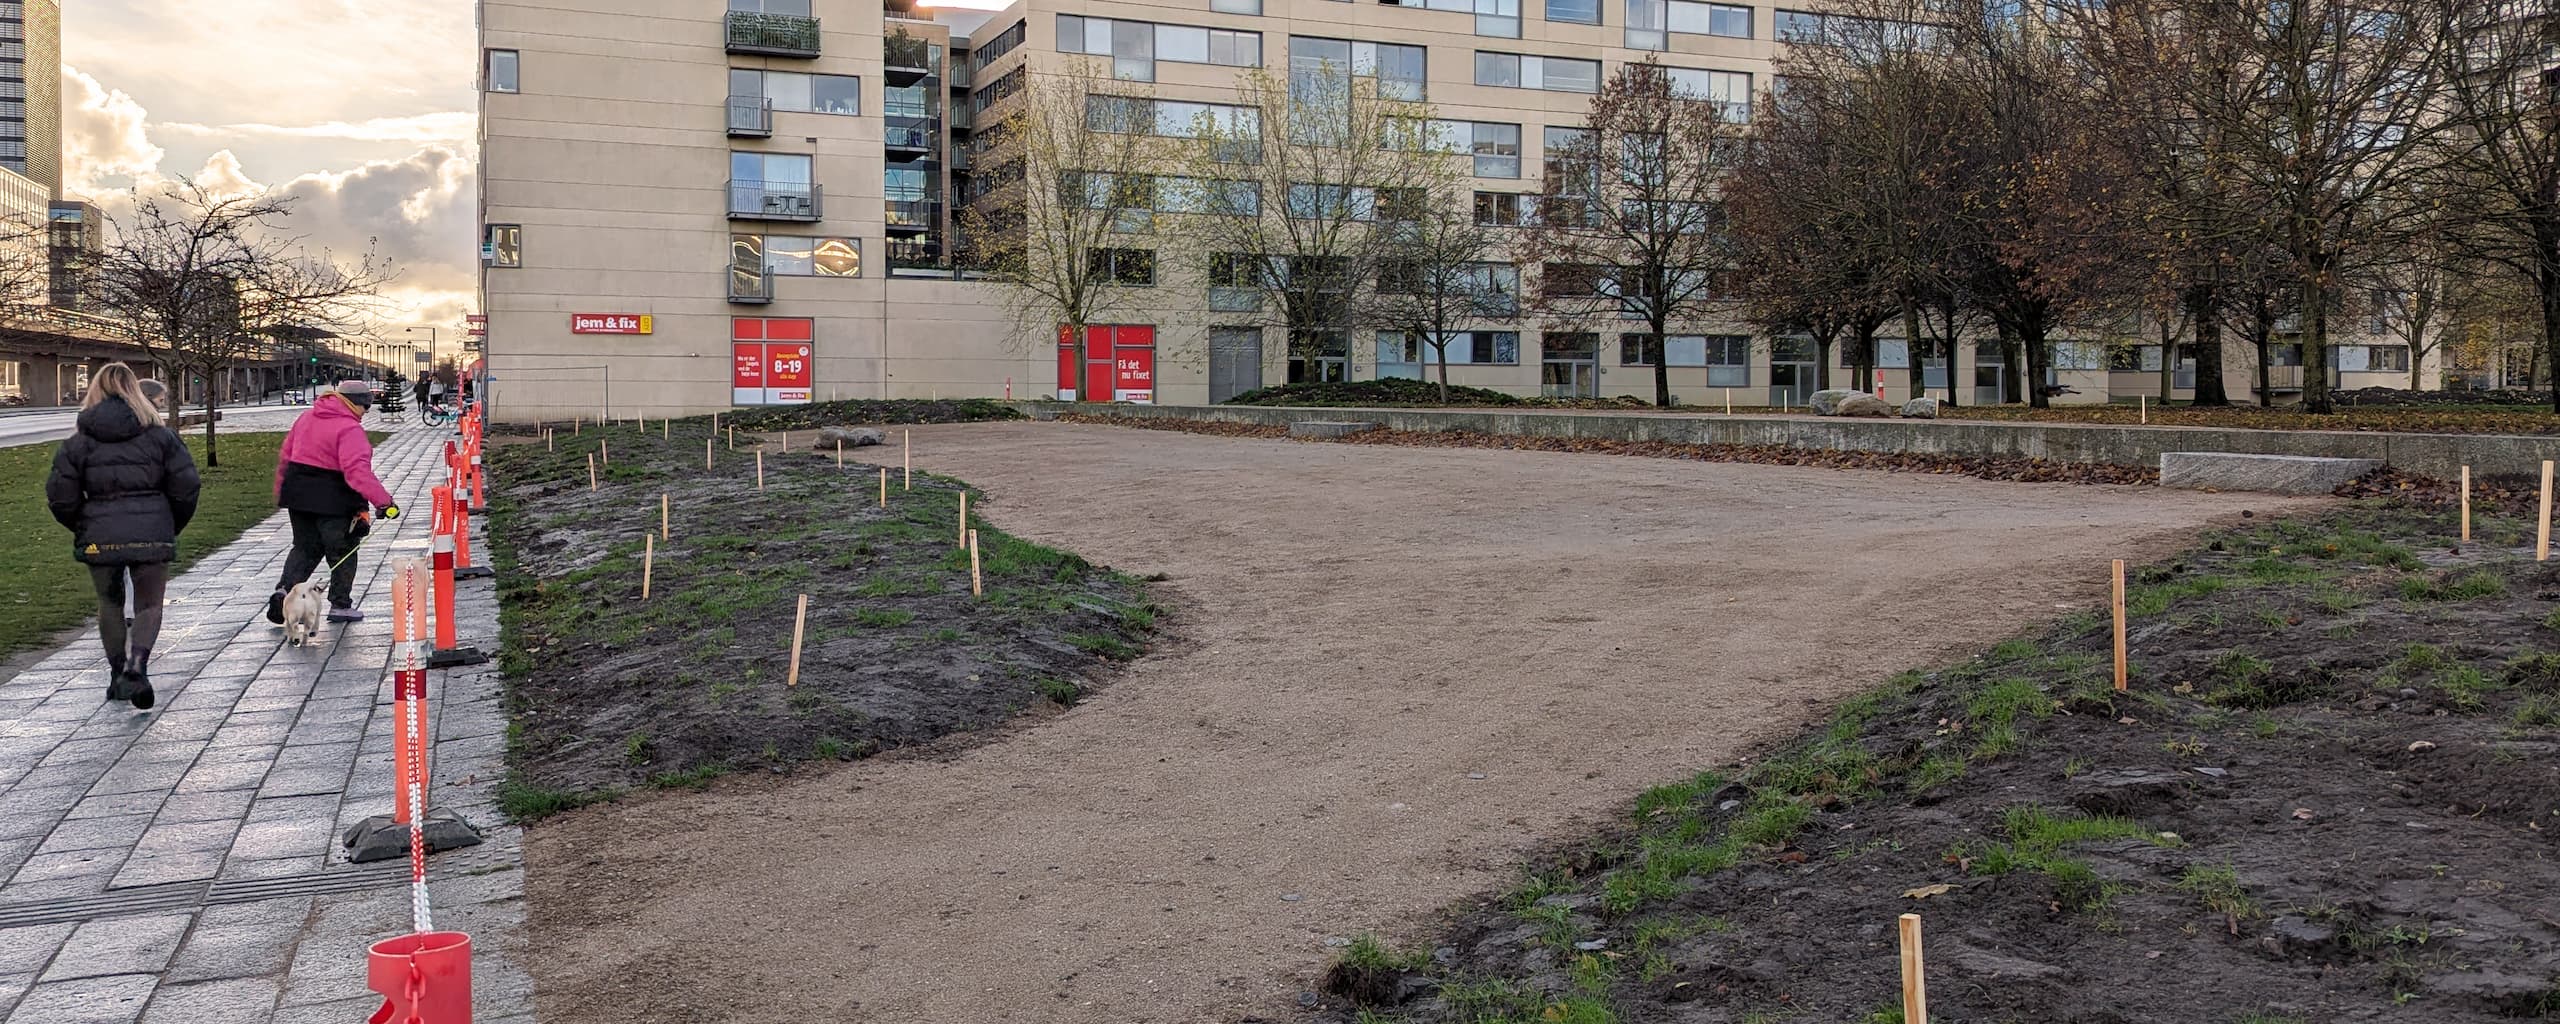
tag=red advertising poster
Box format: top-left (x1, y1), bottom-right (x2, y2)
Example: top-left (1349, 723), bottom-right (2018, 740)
top-left (732, 344), bottom-right (766, 406)
top-left (1056, 325), bottom-right (1078, 401)
top-left (766, 343), bottom-right (814, 404)
top-left (1114, 348), bottom-right (1155, 402)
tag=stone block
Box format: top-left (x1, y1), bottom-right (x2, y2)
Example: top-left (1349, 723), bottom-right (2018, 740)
top-left (1287, 420), bottom-right (1381, 439)
top-left (2160, 452), bottom-right (2383, 496)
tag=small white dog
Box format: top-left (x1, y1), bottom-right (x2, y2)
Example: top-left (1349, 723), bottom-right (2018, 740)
top-left (281, 580), bottom-right (329, 647)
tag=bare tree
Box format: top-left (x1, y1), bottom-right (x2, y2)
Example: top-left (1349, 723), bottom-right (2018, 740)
top-left (957, 60), bottom-right (1167, 399)
top-left (1172, 66), bottom-right (1458, 384)
top-left (2426, 0), bottom-right (2560, 411)
top-left (1526, 59), bottom-right (1742, 408)
top-left (88, 179), bottom-right (391, 466)
top-left (1728, 72), bottom-right (1900, 395)
top-left (1365, 189), bottom-right (1513, 402)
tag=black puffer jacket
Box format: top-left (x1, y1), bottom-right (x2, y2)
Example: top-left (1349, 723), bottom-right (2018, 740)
top-left (46, 397), bottom-right (202, 565)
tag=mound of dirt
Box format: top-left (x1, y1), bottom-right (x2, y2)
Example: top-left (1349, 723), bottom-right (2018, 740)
top-left (2334, 386), bottom-right (2555, 409)
top-left (720, 397), bottom-right (1022, 431)
top-left (1340, 505), bottom-right (2560, 1023)
top-left (482, 421), bottom-right (1153, 813)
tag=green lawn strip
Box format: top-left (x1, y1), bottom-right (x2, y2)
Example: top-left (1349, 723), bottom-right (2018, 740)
top-left (0, 432), bottom-right (293, 661)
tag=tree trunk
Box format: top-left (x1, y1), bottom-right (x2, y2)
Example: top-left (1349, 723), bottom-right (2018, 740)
top-left (2189, 288), bottom-right (2230, 407)
top-left (2021, 320), bottom-right (2050, 410)
top-left (2542, 256), bottom-right (2560, 413)
top-left (1998, 322), bottom-right (2022, 405)
top-left (2158, 319), bottom-right (2176, 404)
top-left (1936, 306), bottom-right (1961, 409)
top-left (2301, 271), bottom-right (2334, 414)
top-left (1852, 323), bottom-right (1877, 394)
top-left (1436, 344), bottom-right (1450, 404)
top-left (1814, 332), bottom-right (1834, 392)
top-left (1652, 317), bottom-right (1672, 408)
top-left (200, 394), bottom-right (220, 468)
top-left (2255, 334), bottom-right (2273, 408)
top-left (1901, 304), bottom-right (1925, 400)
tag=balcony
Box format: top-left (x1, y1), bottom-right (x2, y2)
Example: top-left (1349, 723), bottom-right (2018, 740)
top-left (884, 35), bottom-right (936, 85)
top-left (726, 11), bottom-right (821, 58)
top-left (885, 199), bottom-right (940, 234)
top-left (888, 241), bottom-right (943, 271)
top-left (728, 266), bottom-right (774, 305)
top-left (884, 123), bottom-right (938, 157)
top-left (727, 97), bottom-right (773, 137)
top-left (729, 180), bottom-right (824, 222)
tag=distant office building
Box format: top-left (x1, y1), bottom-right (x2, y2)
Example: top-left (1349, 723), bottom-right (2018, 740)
top-left (47, 199), bottom-right (94, 307)
top-left (1, 0), bottom-right (58, 196)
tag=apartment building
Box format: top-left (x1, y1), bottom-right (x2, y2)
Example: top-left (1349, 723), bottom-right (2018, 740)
top-left (476, 0), bottom-right (2437, 420)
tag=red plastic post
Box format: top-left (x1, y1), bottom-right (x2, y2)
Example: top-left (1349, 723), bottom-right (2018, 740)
top-left (431, 486), bottom-right (458, 654)
top-left (366, 932), bottom-right (473, 1024)
top-left (451, 488), bottom-right (477, 571)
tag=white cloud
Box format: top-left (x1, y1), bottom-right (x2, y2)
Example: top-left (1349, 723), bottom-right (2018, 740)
top-left (158, 113), bottom-right (478, 148)
top-left (62, 67), bottom-right (162, 195)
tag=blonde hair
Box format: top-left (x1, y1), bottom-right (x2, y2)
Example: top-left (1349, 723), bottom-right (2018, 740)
top-left (80, 363), bottom-right (164, 429)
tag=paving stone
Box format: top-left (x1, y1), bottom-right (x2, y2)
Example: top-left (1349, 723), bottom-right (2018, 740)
top-left (251, 768), bottom-right (347, 799)
top-left (135, 976), bottom-right (278, 1024)
top-left (265, 995), bottom-right (379, 1024)
top-left (2, 973), bottom-right (156, 1024)
top-left (36, 740), bottom-right (128, 770)
top-left (0, 973), bottom-right (27, 1019)
top-left (32, 814), bottom-right (155, 856)
top-left (39, 915), bottom-right (191, 982)
top-left (7, 848), bottom-right (126, 886)
top-left (84, 762), bottom-right (188, 798)
top-left (107, 851), bottom-right (227, 890)
top-left (0, 839), bottom-right (36, 881)
top-left (0, 924), bottom-right (73, 975)
top-left (161, 900), bottom-right (308, 985)
top-left (151, 791), bottom-right (255, 826)
top-left (62, 793), bottom-right (168, 822)
top-left (170, 758), bottom-right (272, 795)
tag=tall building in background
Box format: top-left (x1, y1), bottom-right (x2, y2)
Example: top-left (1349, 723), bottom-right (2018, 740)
top-left (2, 0), bottom-right (60, 196)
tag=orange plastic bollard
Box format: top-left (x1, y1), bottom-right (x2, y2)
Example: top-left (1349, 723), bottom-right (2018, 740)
top-left (431, 486), bottom-right (458, 654)
top-left (366, 931), bottom-right (473, 1024)
top-left (451, 489), bottom-right (477, 571)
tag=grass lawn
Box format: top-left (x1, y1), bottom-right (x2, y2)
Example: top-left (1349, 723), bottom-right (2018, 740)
top-left (0, 432), bottom-right (288, 661)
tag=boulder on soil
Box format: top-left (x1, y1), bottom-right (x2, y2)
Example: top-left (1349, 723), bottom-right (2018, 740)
top-left (821, 426), bottom-right (887, 447)
top-left (1901, 397), bottom-right (1941, 419)
top-left (1807, 389), bottom-right (1861, 415)
top-left (1832, 394), bottom-right (1894, 418)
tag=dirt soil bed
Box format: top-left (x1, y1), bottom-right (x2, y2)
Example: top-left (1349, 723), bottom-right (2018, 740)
top-left (483, 418), bottom-right (1152, 811)
top-left (1346, 505), bottom-right (2560, 1024)
top-left (521, 421), bottom-right (2288, 1024)
top-left (1942, 401), bottom-right (2560, 436)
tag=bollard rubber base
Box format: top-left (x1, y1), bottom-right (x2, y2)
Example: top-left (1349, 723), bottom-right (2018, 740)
top-left (428, 647), bottom-right (490, 668)
top-left (452, 566), bottom-right (496, 581)
top-left (342, 809), bottom-right (485, 864)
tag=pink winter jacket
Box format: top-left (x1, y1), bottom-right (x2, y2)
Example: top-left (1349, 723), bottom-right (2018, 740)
top-left (274, 395), bottom-right (395, 513)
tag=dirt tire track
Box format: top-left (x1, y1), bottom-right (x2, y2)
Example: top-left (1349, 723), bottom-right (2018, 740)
top-left (525, 421), bottom-right (2299, 1023)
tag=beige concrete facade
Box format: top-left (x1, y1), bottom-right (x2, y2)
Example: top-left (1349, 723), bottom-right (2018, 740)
top-left (478, 0), bottom-right (2442, 419)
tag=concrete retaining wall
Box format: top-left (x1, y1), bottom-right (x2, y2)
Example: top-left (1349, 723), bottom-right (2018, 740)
top-left (1018, 402), bottom-right (2560, 480)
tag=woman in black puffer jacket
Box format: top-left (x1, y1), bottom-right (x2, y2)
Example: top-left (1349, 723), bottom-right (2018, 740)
top-left (45, 363), bottom-right (201, 710)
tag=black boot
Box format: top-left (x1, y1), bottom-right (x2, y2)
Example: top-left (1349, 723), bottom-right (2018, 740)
top-left (105, 653), bottom-right (129, 702)
top-left (123, 651), bottom-right (154, 711)
top-left (265, 590), bottom-right (286, 625)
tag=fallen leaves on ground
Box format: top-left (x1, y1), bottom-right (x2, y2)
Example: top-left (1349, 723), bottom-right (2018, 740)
top-left (2334, 467), bottom-right (2546, 517)
top-left (1061, 415), bottom-right (2159, 486)
top-left (1944, 400), bottom-right (2560, 436)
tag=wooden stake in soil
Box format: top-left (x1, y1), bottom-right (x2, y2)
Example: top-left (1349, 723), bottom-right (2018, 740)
top-left (662, 419), bottom-right (669, 440)
top-left (879, 467), bottom-right (887, 508)
top-left (2111, 559), bottom-right (2128, 692)
top-left (574, 416), bottom-right (581, 435)
top-left (1898, 913), bottom-right (1928, 1024)
top-left (969, 529), bottom-right (983, 596)
top-left (641, 534), bottom-right (654, 601)
top-left (546, 430), bottom-right (553, 452)
top-left (705, 437), bottom-right (713, 470)
top-left (757, 450), bottom-right (765, 490)
top-left (903, 430), bottom-right (912, 490)
top-left (1724, 389), bottom-right (1732, 415)
top-left (587, 452), bottom-right (597, 492)
top-left (836, 439), bottom-right (844, 468)
top-left (661, 492), bottom-right (670, 540)
top-left (2540, 459), bottom-right (2554, 562)
top-left (785, 593), bottom-right (809, 687)
top-left (600, 439), bottom-right (608, 466)
top-left (957, 490), bottom-right (968, 547)
top-left (2460, 465), bottom-right (2472, 543)
top-left (2139, 394), bottom-right (2148, 425)
top-left (728, 425), bottom-right (735, 450)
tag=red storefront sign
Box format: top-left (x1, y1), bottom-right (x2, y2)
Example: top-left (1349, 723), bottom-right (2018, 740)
top-left (464, 314), bottom-right (487, 338)
top-left (1058, 324), bottom-right (1155, 404)
top-left (732, 318), bottom-right (814, 406)
top-left (767, 343), bottom-right (814, 403)
top-left (1114, 347), bottom-right (1155, 403)
top-left (570, 313), bottom-right (652, 335)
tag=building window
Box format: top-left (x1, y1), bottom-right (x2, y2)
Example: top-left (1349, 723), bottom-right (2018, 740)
top-left (1668, 1), bottom-right (1751, 37)
top-left (1061, 15), bottom-right (1262, 80)
top-left (1705, 334), bottom-right (1750, 386)
top-left (971, 67), bottom-right (1024, 114)
top-left (1665, 68), bottom-right (1752, 120)
top-left (975, 20), bottom-right (1027, 71)
top-left (1775, 8), bottom-right (1821, 38)
top-left (1424, 330), bottom-right (1520, 365)
top-left (1290, 38), bottom-right (1426, 101)
top-left (735, 234), bottom-right (862, 277)
top-left (1473, 52), bottom-right (1600, 93)
top-left (1212, 0), bottom-right (1263, 13)
top-left (1474, 191), bottom-right (1525, 226)
top-left (485, 49), bottom-right (520, 93)
top-left (1087, 247), bottom-right (1157, 285)
top-left (732, 69), bottom-right (861, 114)
top-left (1626, 0), bottom-right (1668, 49)
top-left (2050, 340), bottom-right (2104, 370)
top-left (1548, 0), bottom-right (1601, 22)
top-left (1468, 122), bottom-right (1521, 178)
top-left (483, 224), bottom-right (522, 268)
top-left (2337, 344), bottom-right (2410, 372)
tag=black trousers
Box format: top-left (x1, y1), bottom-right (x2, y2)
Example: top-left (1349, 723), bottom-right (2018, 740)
top-left (277, 510), bottom-right (360, 608)
top-left (92, 562), bottom-right (169, 663)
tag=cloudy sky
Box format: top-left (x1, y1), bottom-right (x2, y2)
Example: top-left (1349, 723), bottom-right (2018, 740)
top-left (63, 0), bottom-right (480, 336)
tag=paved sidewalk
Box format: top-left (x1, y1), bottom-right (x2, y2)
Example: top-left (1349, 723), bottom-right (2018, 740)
top-left (0, 425), bottom-right (530, 1023)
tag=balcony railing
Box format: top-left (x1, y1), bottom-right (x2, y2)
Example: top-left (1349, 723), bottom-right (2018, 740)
top-left (884, 123), bottom-right (938, 153)
top-left (729, 180), bottom-right (824, 222)
top-left (884, 35), bottom-right (937, 83)
top-left (888, 241), bottom-right (943, 270)
top-left (884, 102), bottom-right (936, 121)
top-left (726, 11), bottom-right (821, 58)
top-left (728, 265), bottom-right (775, 304)
top-left (885, 199), bottom-right (941, 233)
top-left (727, 97), bottom-right (773, 137)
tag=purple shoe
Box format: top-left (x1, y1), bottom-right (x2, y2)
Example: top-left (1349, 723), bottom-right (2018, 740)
top-left (327, 606), bottom-right (366, 623)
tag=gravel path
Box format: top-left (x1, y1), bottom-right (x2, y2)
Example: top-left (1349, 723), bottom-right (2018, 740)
top-left (523, 421), bottom-right (2300, 1023)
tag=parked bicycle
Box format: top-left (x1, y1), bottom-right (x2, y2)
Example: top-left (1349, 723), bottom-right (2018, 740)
top-left (418, 401), bottom-right (458, 428)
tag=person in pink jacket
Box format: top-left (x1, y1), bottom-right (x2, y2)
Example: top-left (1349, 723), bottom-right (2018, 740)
top-left (266, 380), bottom-right (401, 624)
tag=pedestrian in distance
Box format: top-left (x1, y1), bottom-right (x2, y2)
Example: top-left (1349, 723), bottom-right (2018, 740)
top-left (45, 363), bottom-right (201, 710)
top-left (267, 380), bottom-right (401, 627)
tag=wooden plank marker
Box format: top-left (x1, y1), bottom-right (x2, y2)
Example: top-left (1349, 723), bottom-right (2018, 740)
top-left (903, 430), bottom-right (912, 490)
top-left (2540, 460), bottom-right (2554, 562)
top-left (574, 416), bottom-right (581, 435)
top-left (781, 431), bottom-right (789, 453)
top-left (878, 467), bottom-right (887, 508)
top-left (704, 437), bottom-right (713, 470)
top-left (641, 534), bottom-right (654, 601)
top-left (757, 450), bottom-right (765, 490)
top-left (2139, 394), bottom-right (2148, 424)
top-left (785, 594), bottom-right (809, 687)
top-left (661, 492), bottom-right (671, 540)
top-left (1724, 389), bottom-right (1732, 415)
top-left (600, 439), bottom-right (609, 466)
top-left (969, 529), bottom-right (983, 596)
top-left (662, 419), bottom-right (669, 440)
top-left (836, 438), bottom-right (844, 468)
top-left (728, 425), bottom-right (736, 450)
top-left (957, 490), bottom-right (968, 547)
top-left (587, 452), bottom-right (597, 492)
top-left (2460, 465), bottom-right (2471, 544)
top-left (1899, 913), bottom-right (1928, 1024)
top-left (546, 430), bottom-right (553, 452)
top-left (2111, 559), bottom-right (2128, 692)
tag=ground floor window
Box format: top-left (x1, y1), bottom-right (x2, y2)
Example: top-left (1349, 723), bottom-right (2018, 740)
top-left (2337, 344), bottom-right (2410, 372)
top-left (1288, 331), bottom-right (1349, 384)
